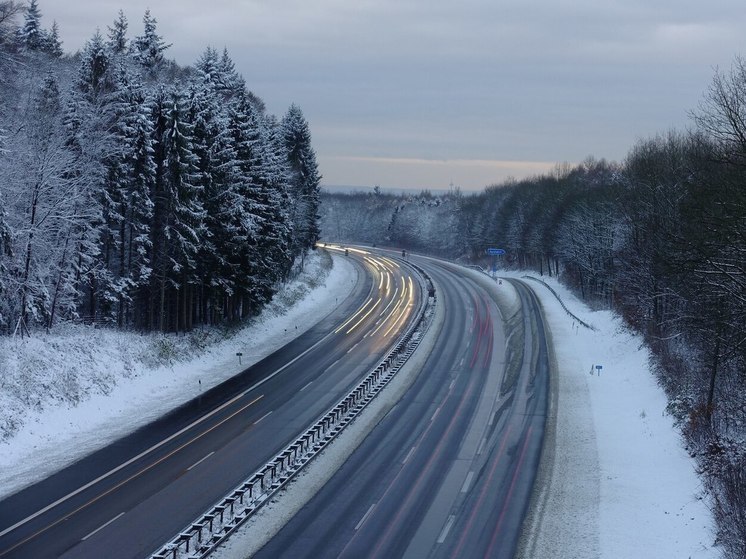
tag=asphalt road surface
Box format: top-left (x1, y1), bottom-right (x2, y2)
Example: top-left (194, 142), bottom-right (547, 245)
top-left (255, 256), bottom-right (549, 559)
top-left (0, 248), bottom-right (423, 559)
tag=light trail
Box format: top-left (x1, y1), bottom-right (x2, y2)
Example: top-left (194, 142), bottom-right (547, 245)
top-left (333, 298), bottom-right (374, 334)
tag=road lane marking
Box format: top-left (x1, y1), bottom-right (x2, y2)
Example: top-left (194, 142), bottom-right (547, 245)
top-left (300, 381), bottom-right (313, 392)
top-left (187, 451), bottom-right (215, 471)
top-left (402, 446), bottom-right (416, 464)
top-left (355, 503), bottom-right (377, 531)
top-left (81, 512), bottom-right (124, 541)
top-left (254, 411), bottom-right (273, 425)
top-left (0, 394), bottom-right (264, 552)
top-left (460, 471), bottom-right (475, 493)
top-left (437, 515), bottom-right (456, 544)
top-left (477, 436), bottom-right (486, 456)
top-left (431, 406), bottom-right (441, 422)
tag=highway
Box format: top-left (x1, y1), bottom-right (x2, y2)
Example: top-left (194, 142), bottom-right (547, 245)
top-left (0, 248), bottom-right (424, 559)
top-left (254, 257), bottom-right (549, 559)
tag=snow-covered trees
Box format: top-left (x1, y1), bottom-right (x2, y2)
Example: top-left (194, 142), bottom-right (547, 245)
top-left (131, 9), bottom-right (170, 73)
top-left (18, 0), bottom-right (41, 50)
top-left (0, 4), bottom-right (318, 334)
top-left (16, 0), bottom-right (59, 57)
top-left (282, 104), bottom-right (321, 264)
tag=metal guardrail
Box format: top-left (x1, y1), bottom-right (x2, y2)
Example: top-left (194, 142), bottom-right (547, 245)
top-left (149, 261), bottom-right (435, 559)
top-left (522, 275), bottom-right (596, 331)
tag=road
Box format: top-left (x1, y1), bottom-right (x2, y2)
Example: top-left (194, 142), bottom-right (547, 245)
top-left (254, 257), bottom-right (549, 559)
top-left (0, 248), bottom-right (423, 559)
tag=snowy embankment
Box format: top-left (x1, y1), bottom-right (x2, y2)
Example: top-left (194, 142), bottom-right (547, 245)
top-left (510, 272), bottom-right (718, 559)
top-left (0, 251), bottom-right (355, 501)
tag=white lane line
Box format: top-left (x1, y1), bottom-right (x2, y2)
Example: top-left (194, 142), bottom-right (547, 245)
top-left (355, 503), bottom-right (377, 531)
top-left (437, 515), bottom-right (456, 544)
top-left (431, 406), bottom-right (441, 422)
top-left (324, 357), bottom-right (341, 373)
top-left (300, 380), bottom-right (313, 392)
top-left (82, 512), bottom-right (125, 541)
top-left (460, 471), bottom-right (475, 493)
top-left (187, 451), bottom-right (215, 471)
top-left (459, 357), bottom-right (465, 367)
top-left (477, 436), bottom-right (487, 456)
top-left (402, 446), bottom-right (417, 465)
top-left (346, 341), bottom-right (360, 354)
top-left (254, 411), bottom-right (273, 425)
top-left (449, 378), bottom-right (456, 390)
top-left (488, 410), bottom-right (496, 426)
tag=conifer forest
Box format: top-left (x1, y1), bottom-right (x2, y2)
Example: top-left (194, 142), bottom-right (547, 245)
top-left (0, 1), bottom-right (321, 335)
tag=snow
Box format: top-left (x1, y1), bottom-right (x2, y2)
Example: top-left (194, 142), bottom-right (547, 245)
top-left (0, 251), bottom-right (355, 500)
top-left (507, 272), bottom-right (718, 559)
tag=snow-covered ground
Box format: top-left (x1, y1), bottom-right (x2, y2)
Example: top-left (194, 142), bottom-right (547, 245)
top-left (0, 251), bottom-right (356, 500)
top-left (509, 272), bottom-right (718, 559)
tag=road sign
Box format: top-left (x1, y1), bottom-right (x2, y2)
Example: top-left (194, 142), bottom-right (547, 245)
top-left (486, 248), bottom-right (505, 256)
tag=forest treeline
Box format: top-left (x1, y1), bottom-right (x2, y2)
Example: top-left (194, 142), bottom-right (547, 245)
top-left (0, 1), bottom-right (321, 334)
top-left (321, 61), bottom-right (746, 557)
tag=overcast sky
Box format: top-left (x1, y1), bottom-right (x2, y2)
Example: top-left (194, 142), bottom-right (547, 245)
top-left (39, 0), bottom-right (746, 191)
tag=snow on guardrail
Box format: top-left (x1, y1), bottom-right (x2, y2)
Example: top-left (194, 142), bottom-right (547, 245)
top-left (522, 275), bottom-right (596, 331)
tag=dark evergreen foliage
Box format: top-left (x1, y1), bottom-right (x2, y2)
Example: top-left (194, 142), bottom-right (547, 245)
top-left (0, 4), bottom-right (318, 335)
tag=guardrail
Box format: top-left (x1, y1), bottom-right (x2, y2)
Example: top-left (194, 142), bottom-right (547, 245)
top-left (522, 275), bottom-right (596, 331)
top-left (149, 260), bottom-right (435, 559)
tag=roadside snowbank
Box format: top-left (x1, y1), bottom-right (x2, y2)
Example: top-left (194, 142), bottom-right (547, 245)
top-left (0, 251), bottom-right (355, 500)
top-left (511, 272), bottom-right (718, 559)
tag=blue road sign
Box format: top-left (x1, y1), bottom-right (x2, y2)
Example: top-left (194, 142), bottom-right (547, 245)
top-left (486, 248), bottom-right (505, 256)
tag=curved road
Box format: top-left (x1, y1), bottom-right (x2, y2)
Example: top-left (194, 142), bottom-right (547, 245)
top-left (0, 248), bottom-right (423, 559)
top-left (255, 257), bottom-right (549, 559)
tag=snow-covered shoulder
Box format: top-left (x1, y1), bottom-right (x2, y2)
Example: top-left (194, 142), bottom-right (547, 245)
top-left (0, 251), bottom-right (355, 500)
top-left (506, 272), bottom-right (718, 559)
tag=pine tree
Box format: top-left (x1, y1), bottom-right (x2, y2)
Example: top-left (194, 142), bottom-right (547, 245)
top-left (259, 114), bottom-right (293, 282)
top-left (19, 0), bottom-right (41, 50)
top-left (132, 9), bottom-right (171, 73)
top-left (150, 86), bottom-right (203, 331)
top-left (224, 93), bottom-right (271, 314)
top-left (186, 79), bottom-right (240, 321)
top-left (41, 20), bottom-right (63, 57)
top-left (282, 104), bottom-right (322, 265)
top-left (219, 47), bottom-right (246, 96)
top-left (107, 66), bottom-right (155, 327)
top-left (106, 10), bottom-right (128, 55)
top-left (77, 30), bottom-right (112, 99)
